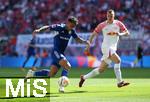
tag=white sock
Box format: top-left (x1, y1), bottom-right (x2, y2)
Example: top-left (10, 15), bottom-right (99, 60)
top-left (59, 85), bottom-right (64, 90)
top-left (83, 68), bottom-right (100, 79)
top-left (59, 85), bottom-right (64, 92)
top-left (114, 63), bottom-right (122, 83)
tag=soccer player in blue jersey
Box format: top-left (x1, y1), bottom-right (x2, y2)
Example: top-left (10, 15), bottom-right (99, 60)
top-left (21, 35), bottom-right (39, 71)
top-left (25, 16), bottom-right (90, 92)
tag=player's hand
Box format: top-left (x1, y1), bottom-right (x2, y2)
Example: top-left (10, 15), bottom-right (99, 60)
top-left (32, 29), bottom-right (40, 36)
top-left (84, 40), bottom-right (91, 56)
top-left (84, 46), bottom-right (91, 56)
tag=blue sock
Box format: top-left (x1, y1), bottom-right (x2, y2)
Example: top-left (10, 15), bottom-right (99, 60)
top-left (61, 69), bottom-right (68, 77)
top-left (34, 69), bottom-right (50, 77)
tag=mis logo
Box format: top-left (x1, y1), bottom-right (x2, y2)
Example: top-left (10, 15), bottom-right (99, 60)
top-left (5, 79), bottom-right (47, 97)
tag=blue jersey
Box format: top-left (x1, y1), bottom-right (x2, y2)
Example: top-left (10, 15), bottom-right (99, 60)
top-left (27, 38), bottom-right (36, 56)
top-left (49, 24), bottom-right (78, 53)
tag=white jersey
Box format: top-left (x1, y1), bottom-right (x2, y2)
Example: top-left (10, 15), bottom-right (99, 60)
top-left (94, 20), bottom-right (128, 51)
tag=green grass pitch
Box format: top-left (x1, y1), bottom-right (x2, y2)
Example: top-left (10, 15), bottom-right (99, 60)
top-left (0, 68), bottom-right (150, 102)
top-left (50, 68), bottom-right (150, 102)
top-left (50, 78), bottom-right (150, 102)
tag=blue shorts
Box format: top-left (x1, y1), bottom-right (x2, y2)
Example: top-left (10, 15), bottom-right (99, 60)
top-left (27, 50), bottom-right (36, 57)
top-left (51, 50), bottom-right (70, 68)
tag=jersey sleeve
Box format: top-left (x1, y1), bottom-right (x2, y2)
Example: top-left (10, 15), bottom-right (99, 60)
top-left (117, 21), bottom-right (128, 32)
top-left (94, 22), bottom-right (106, 34)
top-left (71, 30), bottom-right (78, 39)
top-left (49, 24), bottom-right (60, 31)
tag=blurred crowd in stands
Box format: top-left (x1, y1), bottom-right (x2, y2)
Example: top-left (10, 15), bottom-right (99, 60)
top-left (0, 0), bottom-right (149, 56)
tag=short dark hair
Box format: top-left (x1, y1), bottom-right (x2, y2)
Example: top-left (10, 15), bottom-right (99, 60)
top-left (68, 16), bottom-right (78, 25)
top-left (107, 9), bottom-right (115, 14)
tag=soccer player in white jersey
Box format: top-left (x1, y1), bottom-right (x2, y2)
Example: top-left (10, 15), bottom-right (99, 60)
top-left (79, 9), bottom-right (130, 88)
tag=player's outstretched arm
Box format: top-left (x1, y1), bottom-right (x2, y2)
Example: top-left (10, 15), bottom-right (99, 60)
top-left (32, 25), bottom-right (50, 36)
top-left (75, 37), bottom-right (90, 46)
top-left (75, 37), bottom-right (90, 55)
top-left (89, 31), bottom-right (97, 44)
top-left (84, 31), bottom-right (97, 55)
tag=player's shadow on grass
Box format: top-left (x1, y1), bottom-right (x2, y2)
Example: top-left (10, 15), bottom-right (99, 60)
top-left (89, 90), bottom-right (123, 93)
top-left (0, 93), bottom-right (50, 99)
top-left (50, 90), bottom-right (88, 95)
top-left (50, 95), bottom-right (60, 97)
top-left (65, 90), bottom-right (88, 94)
top-left (51, 90), bottom-right (122, 95)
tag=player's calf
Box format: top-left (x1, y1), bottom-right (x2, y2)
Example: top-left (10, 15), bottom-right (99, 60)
top-left (49, 65), bottom-right (59, 77)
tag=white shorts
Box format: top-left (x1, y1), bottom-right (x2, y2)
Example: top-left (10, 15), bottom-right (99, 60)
top-left (101, 48), bottom-right (116, 64)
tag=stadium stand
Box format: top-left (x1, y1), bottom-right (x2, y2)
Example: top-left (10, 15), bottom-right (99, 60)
top-left (0, 0), bottom-right (149, 57)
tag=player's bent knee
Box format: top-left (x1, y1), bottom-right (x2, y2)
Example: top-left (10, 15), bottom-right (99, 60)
top-left (98, 61), bottom-right (108, 73)
top-left (116, 59), bottom-right (121, 64)
top-left (104, 59), bottom-right (112, 65)
top-left (99, 65), bottom-right (107, 73)
top-left (59, 60), bottom-right (71, 70)
top-left (99, 67), bottom-right (106, 73)
top-left (64, 63), bottom-right (71, 71)
top-left (99, 69), bottom-right (104, 73)
top-left (59, 60), bottom-right (66, 66)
